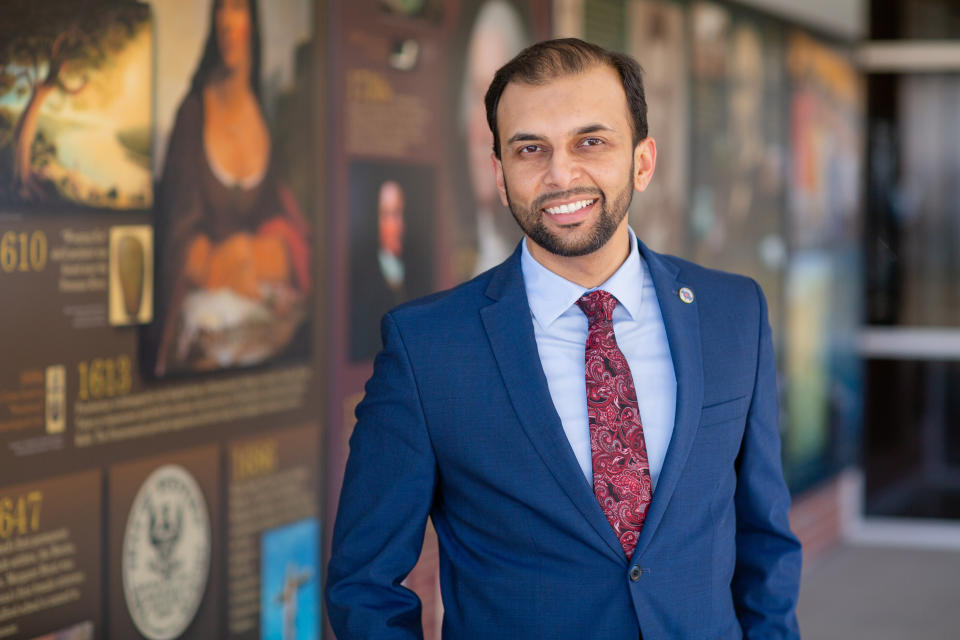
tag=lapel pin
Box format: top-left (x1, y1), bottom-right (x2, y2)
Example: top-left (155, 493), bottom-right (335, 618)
top-left (678, 287), bottom-right (694, 304)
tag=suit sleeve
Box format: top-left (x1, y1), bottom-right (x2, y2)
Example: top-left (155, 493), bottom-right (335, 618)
top-left (732, 281), bottom-right (802, 639)
top-left (326, 312), bottom-right (436, 639)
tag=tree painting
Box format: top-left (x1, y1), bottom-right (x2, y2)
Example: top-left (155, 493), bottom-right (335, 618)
top-left (0, 0), bottom-right (152, 209)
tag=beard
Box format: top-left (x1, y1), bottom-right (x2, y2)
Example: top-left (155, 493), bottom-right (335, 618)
top-left (503, 165), bottom-right (635, 258)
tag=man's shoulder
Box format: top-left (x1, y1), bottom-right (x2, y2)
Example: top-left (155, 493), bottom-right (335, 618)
top-left (387, 266), bottom-right (498, 329)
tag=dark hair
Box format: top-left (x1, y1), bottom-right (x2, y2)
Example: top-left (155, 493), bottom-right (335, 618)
top-left (484, 38), bottom-right (647, 158)
top-left (189, 0), bottom-right (263, 99)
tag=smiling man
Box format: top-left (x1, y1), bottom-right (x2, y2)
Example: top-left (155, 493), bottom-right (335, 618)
top-left (327, 39), bottom-right (802, 639)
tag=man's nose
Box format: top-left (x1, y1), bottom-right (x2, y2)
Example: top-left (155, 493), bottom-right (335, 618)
top-left (543, 147), bottom-right (581, 189)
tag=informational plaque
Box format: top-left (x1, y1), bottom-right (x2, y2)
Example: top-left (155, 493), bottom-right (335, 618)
top-left (0, 471), bottom-right (101, 640)
top-left (226, 425), bottom-right (320, 639)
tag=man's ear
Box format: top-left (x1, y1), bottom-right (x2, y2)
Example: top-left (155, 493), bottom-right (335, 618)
top-left (632, 137), bottom-right (657, 193)
top-left (492, 152), bottom-right (509, 207)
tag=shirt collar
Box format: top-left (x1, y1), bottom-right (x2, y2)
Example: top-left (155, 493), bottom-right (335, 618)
top-left (521, 227), bottom-right (645, 328)
top-left (378, 249), bottom-right (405, 288)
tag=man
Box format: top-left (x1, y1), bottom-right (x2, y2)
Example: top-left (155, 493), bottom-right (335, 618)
top-left (327, 38), bottom-right (802, 639)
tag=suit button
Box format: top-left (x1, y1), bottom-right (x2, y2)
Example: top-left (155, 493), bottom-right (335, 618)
top-left (629, 565), bottom-right (642, 581)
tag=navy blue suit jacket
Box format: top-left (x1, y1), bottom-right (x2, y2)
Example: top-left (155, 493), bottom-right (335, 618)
top-left (327, 240), bottom-right (802, 639)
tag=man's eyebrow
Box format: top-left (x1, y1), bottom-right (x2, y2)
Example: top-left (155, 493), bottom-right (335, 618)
top-left (505, 132), bottom-right (543, 145)
top-left (505, 124), bottom-right (616, 146)
top-left (573, 123), bottom-right (614, 136)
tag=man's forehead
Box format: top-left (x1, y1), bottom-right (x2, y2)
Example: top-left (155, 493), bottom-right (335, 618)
top-left (496, 65), bottom-right (630, 135)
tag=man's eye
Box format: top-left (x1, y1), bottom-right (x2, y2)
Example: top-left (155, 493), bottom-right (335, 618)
top-left (581, 137), bottom-right (604, 147)
top-left (519, 144), bottom-right (542, 154)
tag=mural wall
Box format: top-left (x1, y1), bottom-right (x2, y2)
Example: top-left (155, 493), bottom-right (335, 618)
top-left (0, 1), bottom-right (322, 638)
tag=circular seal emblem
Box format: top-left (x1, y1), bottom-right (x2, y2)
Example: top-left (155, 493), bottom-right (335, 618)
top-left (678, 287), bottom-right (695, 304)
top-left (122, 464), bottom-right (211, 640)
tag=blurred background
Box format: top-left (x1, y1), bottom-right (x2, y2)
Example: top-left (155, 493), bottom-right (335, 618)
top-left (1, 0), bottom-right (959, 638)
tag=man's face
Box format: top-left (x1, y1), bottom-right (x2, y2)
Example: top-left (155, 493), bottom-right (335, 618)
top-left (378, 182), bottom-right (405, 257)
top-left (493, 64), bottom-right (655, 258)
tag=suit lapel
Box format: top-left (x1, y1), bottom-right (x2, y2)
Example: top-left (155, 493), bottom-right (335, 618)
top-left (630, 242), bottom-right (704, 561)
top-left (480, 249), bottom-right (626, 563)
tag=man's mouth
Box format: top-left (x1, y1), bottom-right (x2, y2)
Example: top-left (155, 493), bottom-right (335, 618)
top-left (544, 199), bottom-right (597, 215)
top-left (540, 197), bottom-right (599, 224)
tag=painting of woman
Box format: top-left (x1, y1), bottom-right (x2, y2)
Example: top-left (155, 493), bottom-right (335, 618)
top-left (152, 0), bottom-right (311, 376)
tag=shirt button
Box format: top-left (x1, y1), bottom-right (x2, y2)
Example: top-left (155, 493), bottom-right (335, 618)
top-left (629, 565), bottom-right (642, 581)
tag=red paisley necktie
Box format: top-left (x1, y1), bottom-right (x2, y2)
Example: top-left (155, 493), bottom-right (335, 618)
top-left (577, 289), bottom-right (652, 558)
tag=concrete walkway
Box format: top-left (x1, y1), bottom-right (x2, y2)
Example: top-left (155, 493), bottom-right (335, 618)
top-left (797, 543), bottom-right (960, 639)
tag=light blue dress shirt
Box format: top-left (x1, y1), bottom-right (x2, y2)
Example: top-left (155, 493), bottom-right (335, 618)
top-left (520, 228), bottom-right (677, 490)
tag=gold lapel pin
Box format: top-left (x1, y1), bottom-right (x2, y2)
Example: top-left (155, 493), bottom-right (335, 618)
top-left (678, 287), bottom-right (694, 304)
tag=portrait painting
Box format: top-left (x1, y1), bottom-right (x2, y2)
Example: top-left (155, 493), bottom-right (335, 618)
top-left (145, 0), bottom-right (314, 376)
top-left (348, 161), bottom-right (435, 362)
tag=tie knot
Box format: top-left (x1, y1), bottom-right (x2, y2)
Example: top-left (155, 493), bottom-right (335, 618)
top-left (576, 289), bottom-right (617, 325)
